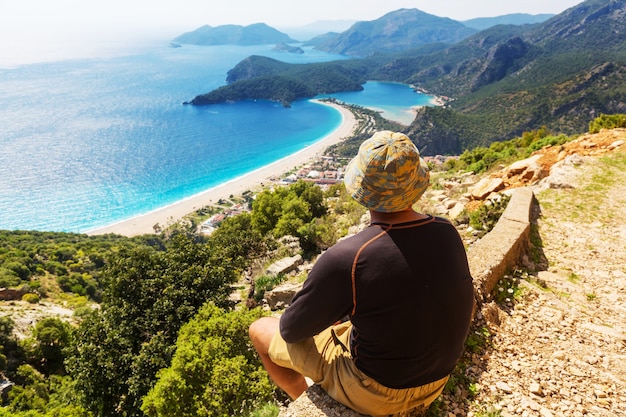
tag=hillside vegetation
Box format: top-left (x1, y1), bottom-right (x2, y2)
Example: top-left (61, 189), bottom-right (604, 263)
top-left (1, 113), bottom-right (625, 416)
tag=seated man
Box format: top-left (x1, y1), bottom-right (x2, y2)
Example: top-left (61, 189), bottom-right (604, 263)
top-left (249, 130), bottom-right (475, 416)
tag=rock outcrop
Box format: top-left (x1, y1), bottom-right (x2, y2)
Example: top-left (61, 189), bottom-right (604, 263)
top-left (264, 282), bottom-right (302, 310)
top-left (266, 255), bottom-right (303, 277)
top-left (278, 384), bottom-right (427, 417)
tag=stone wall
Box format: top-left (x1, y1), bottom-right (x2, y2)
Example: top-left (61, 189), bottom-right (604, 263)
top-left (467, 186), bottom-right (534, 304)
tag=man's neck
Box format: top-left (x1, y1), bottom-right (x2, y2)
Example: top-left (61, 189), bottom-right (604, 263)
top-left (369, 208), bottom-right (429, 225)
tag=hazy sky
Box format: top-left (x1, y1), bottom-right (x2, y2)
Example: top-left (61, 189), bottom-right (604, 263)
top-left (0, 0), bottom-right (584, 66)
top-left (3, 0), bottom-right (585, 34)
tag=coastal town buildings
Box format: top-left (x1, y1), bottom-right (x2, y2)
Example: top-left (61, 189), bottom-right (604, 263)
top-left (197, 153), bottom-right (460, 235)
top-left (197, 156), bottom-right (345, 235)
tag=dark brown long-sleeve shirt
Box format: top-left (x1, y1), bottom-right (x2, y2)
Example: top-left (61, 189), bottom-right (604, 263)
top-left (280, 216), bottom-right (475, 389)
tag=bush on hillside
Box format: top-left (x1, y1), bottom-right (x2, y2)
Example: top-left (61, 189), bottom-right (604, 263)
top-left (21, 293), bottom-right (39, 304)
top-left (0, 230), bottom-right (163, 301)
top-left (469, 194), bottom-right (511, 234)
top-left (141, 304), bottom-right (274, 417)
top-left (589, 113), bottom-right (626, 133)
top-left (458, 127), bottom-right (573, 174)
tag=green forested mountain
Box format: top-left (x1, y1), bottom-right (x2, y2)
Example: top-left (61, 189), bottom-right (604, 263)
top-left (404, 0), bottom-right (626, 154)
top-left (189, 56), bottom-right (370, 106)
top-left (190, 0), bottom-right (626, 155)
top-left (525, 0), bottom-right (625, 49)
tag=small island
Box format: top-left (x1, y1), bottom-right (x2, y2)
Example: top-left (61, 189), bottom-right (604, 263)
top-left (172, 23), bottom-right (297, 46)
top-left (273, 42), bottom-right (304, 54)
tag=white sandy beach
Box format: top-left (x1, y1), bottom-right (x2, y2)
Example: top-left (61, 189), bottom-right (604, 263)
top-left (87, 101), bottom-right (357, 237)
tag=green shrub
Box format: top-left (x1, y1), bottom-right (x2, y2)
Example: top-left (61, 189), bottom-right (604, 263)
top-left (3, 261), bottom-right (31, 280)
top-left (468, 194), bottom-right (511, 233)
top-left (465, 326), bottom-right (492, 354)
top-left (73, 305), bottom-right (96, 321)
top-left (526, 134), bottom-right (570, 153)
top-left (493, 275), bottom-right (522, 304)
top-left (254, 274), bottom-right (286, 302)
top-left (22, 293), bottom-right (40, 304)
top-left (456, 126), bottom-right (579, 175)
top-left (141, 304), bottom-right (274, 417)
top-left (25, 318), bottom-right (72, 375)
top-left (589, 113), bottom-right (626, 134)
top-left (0, 316), bottom-right (15, 347)
top-left (248, 402), bottom-right (280, 417)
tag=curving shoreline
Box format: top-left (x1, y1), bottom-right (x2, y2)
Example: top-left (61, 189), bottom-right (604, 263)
top-left (87, 101), bottom-right (357, 237)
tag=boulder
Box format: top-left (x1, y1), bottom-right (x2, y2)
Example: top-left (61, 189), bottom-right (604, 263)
top-left (505, 154), bottom-right (543, 177)
top-left (443, 199), bottom-right (458, 210)
top-left (536, 154), bottom-right (585, 190)
top-left (0, 288), bottom-right (28, 301)
top-left (505, 154), bottom-right (549, 183)
top-left (266, 255), bottom-right (303, 276)
top-left (469, 177), bottom-right (505, 200)
top-left (265, 282), bottom-right (303, 310)
top-left (448, 203), bottom-right (466, 220)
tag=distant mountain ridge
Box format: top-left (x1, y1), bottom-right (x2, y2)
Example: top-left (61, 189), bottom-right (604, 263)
top-left (525, 0), bottom-right (625, 49)
top-left (462, 13), bottom-right (554, 30)
top-left (173, 23), bottom-right (297, 46)
top-left (172, 10), bottom-right (556, 49)
top-left (313, 8), bottom-right (477, 56)
top-left (188, 0), bottom-right (626, 155)
top-left (402, 0), bottom-right (626, 154)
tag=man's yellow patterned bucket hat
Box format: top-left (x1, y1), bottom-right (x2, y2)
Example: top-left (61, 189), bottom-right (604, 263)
top-left (343, 131), bottom-right (429, 213)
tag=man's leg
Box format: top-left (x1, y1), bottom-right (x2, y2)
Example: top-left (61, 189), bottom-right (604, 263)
top-left (249, 317), bottom-right (309, 399)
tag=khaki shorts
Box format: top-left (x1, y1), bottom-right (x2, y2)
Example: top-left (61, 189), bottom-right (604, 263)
top-left (269, 321), bottom-right (449, 416)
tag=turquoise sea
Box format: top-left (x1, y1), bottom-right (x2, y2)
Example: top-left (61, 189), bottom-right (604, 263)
top-left (0, 42), bottom-right (433, 233)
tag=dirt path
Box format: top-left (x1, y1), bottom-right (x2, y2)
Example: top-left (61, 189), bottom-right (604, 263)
top-left (458, 143), bottom-right (626, 416)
